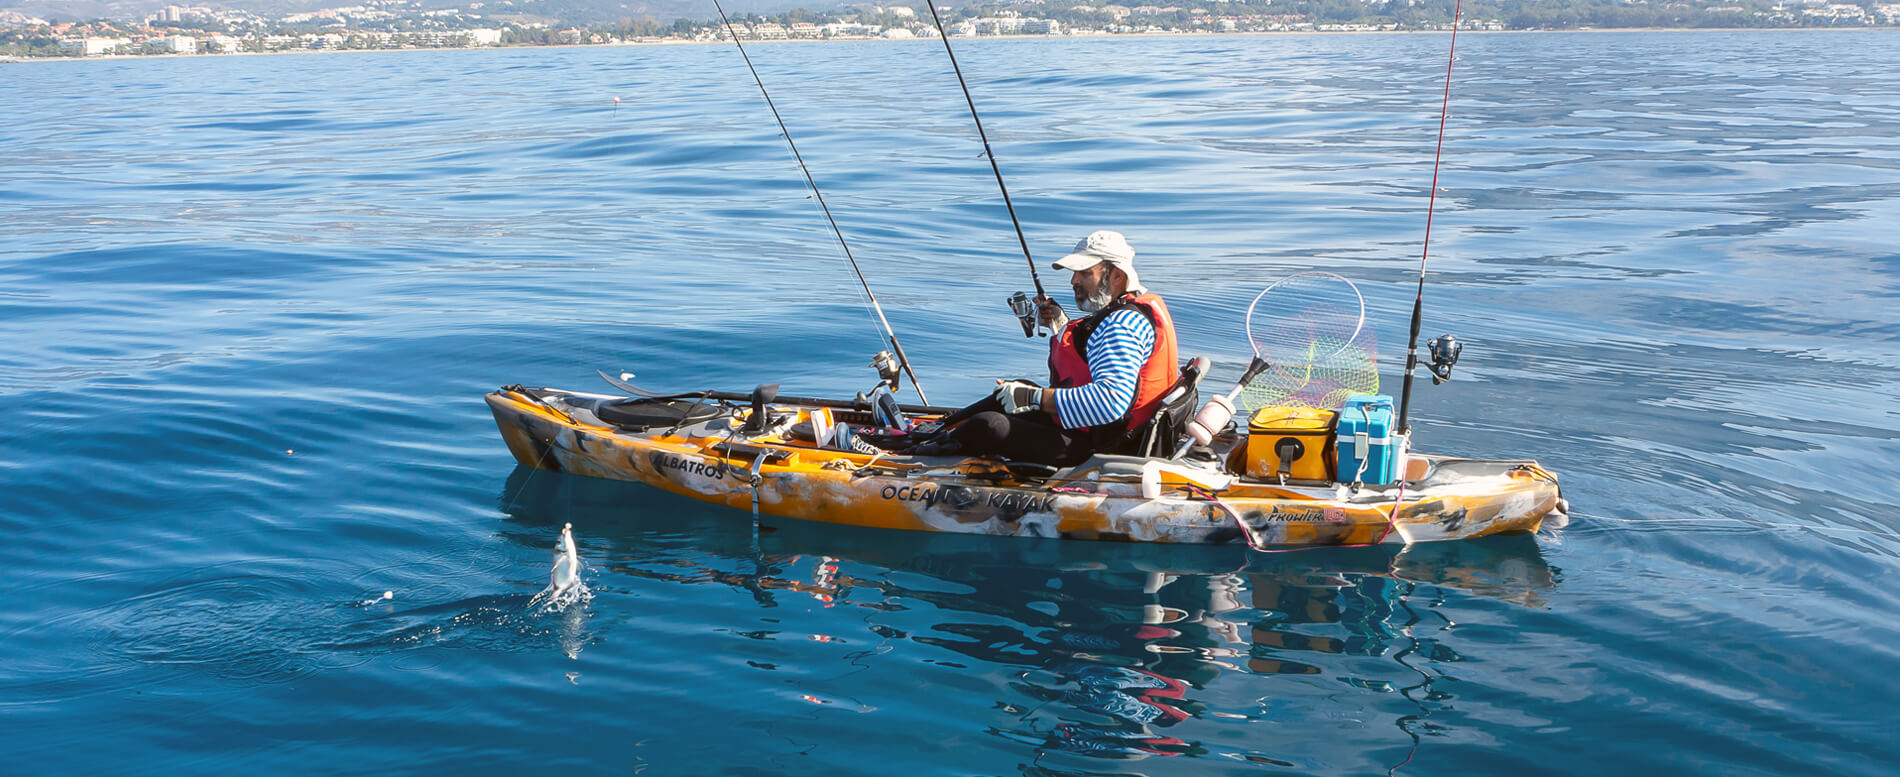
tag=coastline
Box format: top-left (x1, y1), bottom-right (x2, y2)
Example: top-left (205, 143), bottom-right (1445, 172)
top-left (8, 25), bottom-right (1895, 64)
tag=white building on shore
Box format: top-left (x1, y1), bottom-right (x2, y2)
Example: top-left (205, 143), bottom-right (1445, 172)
top-left (58, 37), bottom-right (132, 55)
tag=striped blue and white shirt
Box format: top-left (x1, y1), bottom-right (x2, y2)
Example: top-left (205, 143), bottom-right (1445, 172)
top-left (1051, 308), bottom-right (1157, 430)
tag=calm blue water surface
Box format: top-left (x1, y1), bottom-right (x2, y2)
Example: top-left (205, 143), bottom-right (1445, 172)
top-left (3, 30), bottom-right (1898, 776)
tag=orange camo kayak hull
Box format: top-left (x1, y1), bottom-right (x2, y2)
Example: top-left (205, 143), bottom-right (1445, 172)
top-left (487, 387), bottom-right (1562, 546)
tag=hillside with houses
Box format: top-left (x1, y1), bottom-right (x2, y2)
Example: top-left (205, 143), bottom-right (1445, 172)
top-left (3, 0), bottom-right (1894, 59)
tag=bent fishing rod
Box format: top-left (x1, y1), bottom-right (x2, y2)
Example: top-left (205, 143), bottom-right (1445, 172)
top-left (920, 0), bottom-right (1051, 337)
top-left (1395, 0), bottom-right (1467, 437)
top-left (709, 0), bottom-right (929, 404)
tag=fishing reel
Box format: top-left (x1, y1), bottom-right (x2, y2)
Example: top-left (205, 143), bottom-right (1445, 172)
top-left (1006, 291), bottom-right (1047, 338)
top-left (855, 350), bottom-right (910, 431)
top-left (870, 350), bottom-right (901, 392)
top-left (1427, 334), bottom-right (1462, 385)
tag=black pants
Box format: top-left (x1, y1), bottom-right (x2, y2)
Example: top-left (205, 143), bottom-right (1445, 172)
top-left (944, 395), bottom-right (1096, 466)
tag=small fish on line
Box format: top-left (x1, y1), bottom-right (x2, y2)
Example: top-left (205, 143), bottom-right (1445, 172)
top-left (549, 522), bottom-right (581, 596)
top-left (532, 523), bottom-right (589, 610)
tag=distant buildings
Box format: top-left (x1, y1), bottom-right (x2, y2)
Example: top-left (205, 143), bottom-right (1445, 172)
top-left (822, 21), bottom-right (881, 36)
top-left (58, 37), bottom-right (131, 55)
top-left (950, 14), bottom-right (1064, 34)
top-left (8, 0), bottom-right (1891, 60)
top-left (1798, 2), bottom-right (1875, 21)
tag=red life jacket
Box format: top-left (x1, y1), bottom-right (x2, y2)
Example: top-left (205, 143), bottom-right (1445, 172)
top-left (1047, 291), bottom-right (1180, 432)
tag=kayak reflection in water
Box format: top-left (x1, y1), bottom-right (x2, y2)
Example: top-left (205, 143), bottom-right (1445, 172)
top-left (907, 230), bottom-right (1182, 467)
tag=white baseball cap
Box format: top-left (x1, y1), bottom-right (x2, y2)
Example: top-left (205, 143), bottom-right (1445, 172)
top-left (1052, 230), bottom-right (1143, 292)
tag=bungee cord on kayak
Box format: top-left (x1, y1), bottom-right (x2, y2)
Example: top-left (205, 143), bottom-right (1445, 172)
top-left (708, 0), bottom-right (929, 405)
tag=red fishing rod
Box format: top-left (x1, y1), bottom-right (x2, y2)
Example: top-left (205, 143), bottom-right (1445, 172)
top-left (1395, 2), bottom-right (1467, 437)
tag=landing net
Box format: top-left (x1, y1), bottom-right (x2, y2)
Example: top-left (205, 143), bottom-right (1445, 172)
top-left (1238, 271), bottom-right (1380, 413)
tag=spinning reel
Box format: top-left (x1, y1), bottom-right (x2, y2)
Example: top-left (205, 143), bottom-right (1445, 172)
top-left (1426, 334), bottom-right (1462, 385)
top-left (857, 350), bottom-right (909, 430)
top-left (1007, 291), bottom-right (1051, 338)
top-left (870, 350), bottom-right (901, 392)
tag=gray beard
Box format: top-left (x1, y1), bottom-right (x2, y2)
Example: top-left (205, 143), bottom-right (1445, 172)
top-left (1075, 287), bottom-right (1114, 313)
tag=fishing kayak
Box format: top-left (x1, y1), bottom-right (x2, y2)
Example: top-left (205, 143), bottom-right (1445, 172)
top-left (486, 383), bottom-right (1565, 547)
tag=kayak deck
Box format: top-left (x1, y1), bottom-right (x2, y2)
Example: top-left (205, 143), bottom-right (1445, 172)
top-left (487, 386), bottom-right (1562, 546)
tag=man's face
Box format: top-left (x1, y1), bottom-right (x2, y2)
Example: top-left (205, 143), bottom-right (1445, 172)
top-left (1071, 264), bottom-right (1116, 313)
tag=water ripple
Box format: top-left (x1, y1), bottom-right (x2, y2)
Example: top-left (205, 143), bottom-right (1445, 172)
top-left (0, 30), bottom-right (1895, 777)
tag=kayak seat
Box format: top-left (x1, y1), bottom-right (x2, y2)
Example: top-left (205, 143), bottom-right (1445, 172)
top-left (1122, 355), bottom-right (1210, 458)
top-left (596, 397), bottom-right (725, 431)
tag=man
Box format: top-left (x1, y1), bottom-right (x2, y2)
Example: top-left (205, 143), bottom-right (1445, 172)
top-left (917, 230), bottom-right (1180, 465)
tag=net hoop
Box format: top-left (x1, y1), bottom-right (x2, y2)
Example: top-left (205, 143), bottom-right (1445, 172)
top-left (1243, 271), bottom-right (1367, 368)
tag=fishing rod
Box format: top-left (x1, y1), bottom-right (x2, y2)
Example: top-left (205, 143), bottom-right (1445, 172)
top-left (919, 0), bottom-right (1050, 338)
top-left (1395, 0), bottom-right (1467, 436)
top-left (709, 0), bottom-right (930, 404)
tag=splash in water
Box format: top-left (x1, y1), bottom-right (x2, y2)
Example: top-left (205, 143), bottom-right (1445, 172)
top-left (529, 522), bottom-right (591, 612)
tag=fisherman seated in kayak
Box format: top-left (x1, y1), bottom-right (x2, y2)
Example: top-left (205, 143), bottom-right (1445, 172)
top-left (912, 230), bottom-right (1180, 466)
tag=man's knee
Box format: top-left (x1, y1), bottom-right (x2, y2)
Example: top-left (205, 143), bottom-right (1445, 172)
top-left (952, 411), bottom-right (1012, 447)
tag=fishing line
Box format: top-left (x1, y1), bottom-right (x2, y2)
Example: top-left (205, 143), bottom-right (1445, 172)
top-left (497, 388), bottom-right (569, 518)
top-left (499, 433), bottom-right (555, 517)
top-left (709, 0), bottom-right (930, 404)
top-left (919, 0), bottom-right (1045, 299)
top-left (1395, 0), bottom-right (1465, 436)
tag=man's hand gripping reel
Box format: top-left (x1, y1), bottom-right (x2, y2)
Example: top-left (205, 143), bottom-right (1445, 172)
top-left (1007, 292), bottom-right (1055, 338)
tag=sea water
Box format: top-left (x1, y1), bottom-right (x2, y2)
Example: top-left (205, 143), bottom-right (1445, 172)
top-left (2, 30), bottom-right (1897, 775)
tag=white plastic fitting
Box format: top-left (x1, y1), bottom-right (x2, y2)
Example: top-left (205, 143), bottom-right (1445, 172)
top-left (1185, 394), bottom-right (1236, 447)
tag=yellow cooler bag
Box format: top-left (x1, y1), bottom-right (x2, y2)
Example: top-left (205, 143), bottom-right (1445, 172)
top-left (1246, 406), bottom-right (1338, 481)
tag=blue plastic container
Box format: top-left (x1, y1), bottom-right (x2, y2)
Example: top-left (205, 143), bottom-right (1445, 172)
top-left (1335, 394), bottom-right (1398, 485)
